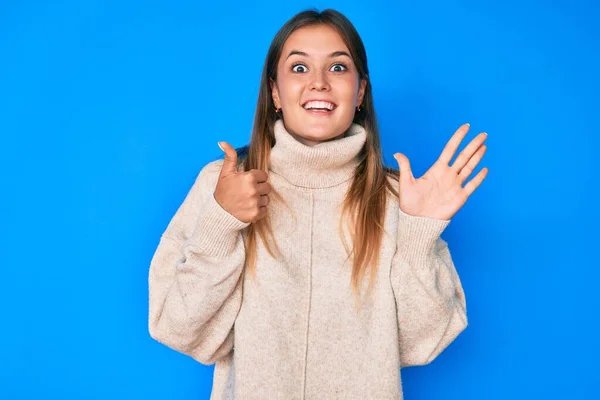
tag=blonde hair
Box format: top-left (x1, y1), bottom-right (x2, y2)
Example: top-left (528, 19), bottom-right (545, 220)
top-left (237, 9), bottom-right (399, 304)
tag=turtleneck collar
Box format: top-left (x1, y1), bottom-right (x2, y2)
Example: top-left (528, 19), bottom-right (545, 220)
top-left (269, 119), bottom-right (367, 189)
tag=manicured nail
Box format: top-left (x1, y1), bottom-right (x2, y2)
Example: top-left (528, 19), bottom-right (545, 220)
top-left (217, 142), bottom-right (224, 151)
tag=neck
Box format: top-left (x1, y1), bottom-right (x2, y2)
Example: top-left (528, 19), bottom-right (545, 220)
top-left (269, 119), bottom-right (367, 189)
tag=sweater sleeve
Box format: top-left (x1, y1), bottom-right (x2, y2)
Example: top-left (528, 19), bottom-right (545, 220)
top-left (390, 207), bottom-right (468, 368)
top-left (148, 160), bottom-right (250, 365)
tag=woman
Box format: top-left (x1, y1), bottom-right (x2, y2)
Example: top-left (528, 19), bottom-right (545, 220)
top-left (148, 8), bottom-right (488, 400)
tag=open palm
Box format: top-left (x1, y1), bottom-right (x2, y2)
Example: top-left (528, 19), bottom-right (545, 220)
top-left (393, 123), bottom-right (489, 221)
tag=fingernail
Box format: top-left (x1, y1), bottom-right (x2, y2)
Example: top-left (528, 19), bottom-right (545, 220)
top-left (465, 123), bottom-right (470, 126)
top-left (217, 142), bottom-right (224, 151)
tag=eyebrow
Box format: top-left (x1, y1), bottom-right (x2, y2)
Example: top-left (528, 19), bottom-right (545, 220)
top-left (285, 50), bottom-right (352, 60)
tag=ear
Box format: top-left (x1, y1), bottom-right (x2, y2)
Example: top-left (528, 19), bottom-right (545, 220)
top-left (270, 78), bottom-right (281, 109)
top-left (357, 78), bottom-right (367, 107)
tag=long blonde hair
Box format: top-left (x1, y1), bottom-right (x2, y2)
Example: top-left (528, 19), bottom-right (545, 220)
top-left (236, 9), bottom-right (399, 302)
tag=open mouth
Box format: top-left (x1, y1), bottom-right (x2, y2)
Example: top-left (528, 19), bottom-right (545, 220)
top-left (302, 100), bottom-right (337, 114)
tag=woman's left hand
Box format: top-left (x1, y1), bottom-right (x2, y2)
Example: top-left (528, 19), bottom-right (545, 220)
top-left (393, 123), bottom-right (489, 221)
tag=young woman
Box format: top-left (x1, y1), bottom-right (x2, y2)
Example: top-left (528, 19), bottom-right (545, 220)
top-left (148, 8), bottom-right (488, 400)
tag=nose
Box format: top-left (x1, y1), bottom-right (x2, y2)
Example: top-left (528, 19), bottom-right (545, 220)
top-left (309, 70), bottom-right (330, 91)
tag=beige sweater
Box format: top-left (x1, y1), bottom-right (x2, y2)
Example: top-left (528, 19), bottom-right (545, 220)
top-left (148, 119), bottom-right (468, 399)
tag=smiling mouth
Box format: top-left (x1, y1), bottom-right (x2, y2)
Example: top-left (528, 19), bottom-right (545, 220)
top-left (302, 100), bottom-right (337, 114)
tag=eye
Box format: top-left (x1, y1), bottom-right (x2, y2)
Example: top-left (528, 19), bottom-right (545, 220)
top-left (291, 63), bottom-right (307, 73)
top-left (330, 63), bottom-right (348, 72)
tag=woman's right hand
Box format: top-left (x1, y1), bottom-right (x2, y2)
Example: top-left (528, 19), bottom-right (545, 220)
top-left (213, 142), bottom-right (271, 223)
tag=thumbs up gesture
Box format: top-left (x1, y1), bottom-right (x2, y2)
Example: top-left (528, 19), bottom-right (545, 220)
top-left (213, 142), bottom-right (272, 223)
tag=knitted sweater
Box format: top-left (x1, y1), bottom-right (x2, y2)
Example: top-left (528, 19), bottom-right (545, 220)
top-left (148, 119), bottom-right (468, 399)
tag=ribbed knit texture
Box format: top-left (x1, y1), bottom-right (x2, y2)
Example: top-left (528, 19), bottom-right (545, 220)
top-left (148, 119), bottom-right (468, 399)
top-left (270, 119), bottom-right (366, 188)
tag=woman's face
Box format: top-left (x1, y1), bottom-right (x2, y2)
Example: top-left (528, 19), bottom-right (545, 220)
top-left (271, 24), bottom-right (366, 146)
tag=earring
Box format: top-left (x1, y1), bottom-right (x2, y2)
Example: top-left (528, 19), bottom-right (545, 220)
top-left (275, 107), bottom-right (282, 113)
top-left (356, 105), bottom-right (362, 112)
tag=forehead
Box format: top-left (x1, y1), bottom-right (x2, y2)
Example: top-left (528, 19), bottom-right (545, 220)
top-left (281, 24), bottom-right (349, 58)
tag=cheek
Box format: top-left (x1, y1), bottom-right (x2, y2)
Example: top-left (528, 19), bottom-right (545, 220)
top-left (335, 78), bottom-right (360, 104)
top-left (277, 77), bottom-right (304, 104)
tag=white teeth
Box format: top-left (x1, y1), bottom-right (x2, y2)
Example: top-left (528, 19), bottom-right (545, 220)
top-left (303, 101), bottom-right (335, 110)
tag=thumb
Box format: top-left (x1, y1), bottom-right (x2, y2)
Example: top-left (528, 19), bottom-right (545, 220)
top-left (218, 141), bottom-right (238, 177)
top-left (393, 152), bottom-right (414, 184)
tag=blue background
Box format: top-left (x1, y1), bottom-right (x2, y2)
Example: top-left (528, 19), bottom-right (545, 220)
top-left (1, 0), bottom-right (598, 398)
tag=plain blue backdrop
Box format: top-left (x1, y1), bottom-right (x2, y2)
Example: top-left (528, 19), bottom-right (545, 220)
top-left (1, 0), bottom-right (598, 398)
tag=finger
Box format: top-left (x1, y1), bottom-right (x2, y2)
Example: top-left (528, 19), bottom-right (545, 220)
top-left (393, 152), bottom-right (414, 183)
top-left (451, 132), bottom-right (488, 172)
top-left (258, 195), bottom-right (270, 207)
top-left (438, 123), bottom-right (471, 165)
top-left (463, 167), bottom-right (489, 197)
top-left (218, 142), bottom-right (238, 177)
top-left (246, 169), bottom-right (269, 183)
top-left (458, 144), bottom-right (487, 183)
top-left (256, 182), bottom-right (272, 195)
top-left (253, 206), bottom-right (268, 222)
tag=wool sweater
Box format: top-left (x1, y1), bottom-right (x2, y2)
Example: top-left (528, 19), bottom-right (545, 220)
top-left (148, 119), bottom-right (468, 399)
